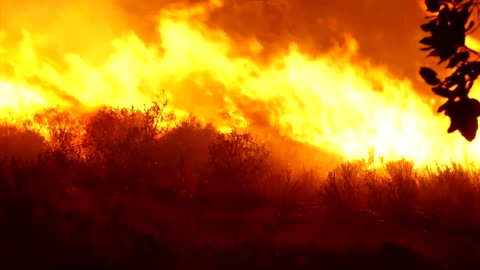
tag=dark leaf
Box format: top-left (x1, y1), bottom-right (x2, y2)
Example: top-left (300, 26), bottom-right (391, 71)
top-left (419, 67), bottom-right (441, 85)
top-left (447, 56), bottom-right (461, 68)
top-left (438, 5), bottom-right (451, 25)
top-left (458, 116), bottom-right (478, 141)
top-left (456, 51), bottom-right (470, 62)
top-left (459, 2), bottom-right (473, 25)
top-left (445, 76), bottom-right (458, 88)
top-left (467, 79), bottom-right (474, 90)
top-left (442, 98), bottom-right (480, 141)
top-left (425, 0), bottom-right (441, 12)
top-left (420, 36), bottom-right (436, 46)
top-left (447, 51), bottom-right (470, 68)
top-left (438, 99), bottom-right (454, 113)
top-left (447, 120), bottom-right (458, 133)
top-left (432, 86), bottom-right (453, 98)
top-left (466, 63), bottom-right (480, 83)
top-left (471, 72), bottom-right (479, 81)
top-left (421, 20), bottom-right (437, 32)
top-left (452, 76), bottom-right (468, 97)
top-left (467, 98), bottom-right (480, 117)
top-left (470, 62), bottom-right (480, 73)
top-left (438, 46), bottom-right (458, 64)
top-left (427, 49), bottom-right (440, 57)
top-left (420, 1), bottom-right (480, 141)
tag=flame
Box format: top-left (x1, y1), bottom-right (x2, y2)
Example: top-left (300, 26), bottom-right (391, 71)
top-left (1, 0), bottom-right (480, 167)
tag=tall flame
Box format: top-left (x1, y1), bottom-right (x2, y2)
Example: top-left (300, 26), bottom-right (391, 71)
top-left (0, 0), bottom-right (479, 167)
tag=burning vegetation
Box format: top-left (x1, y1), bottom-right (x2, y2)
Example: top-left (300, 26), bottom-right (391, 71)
top-left (2, 101), bottom-right (479, 269)
top-left (1, 0), bottom-right (480, 269)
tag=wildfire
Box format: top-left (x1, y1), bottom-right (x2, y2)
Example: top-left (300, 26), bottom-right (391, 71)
top-left (0, 0), bottom-right (479, 167)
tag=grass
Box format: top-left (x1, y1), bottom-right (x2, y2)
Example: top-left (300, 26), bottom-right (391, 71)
top-left (0, 102), bottom-right (478, 269)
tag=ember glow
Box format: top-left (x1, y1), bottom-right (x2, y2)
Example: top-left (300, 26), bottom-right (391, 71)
top-left (1, 0), bottom-right (480, 167)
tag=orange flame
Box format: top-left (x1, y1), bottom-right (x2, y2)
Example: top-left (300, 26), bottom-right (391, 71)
top-left (0, 0), bottom-right (479, 167)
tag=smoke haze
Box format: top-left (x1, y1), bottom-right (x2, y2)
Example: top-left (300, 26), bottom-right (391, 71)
top-left (1, 0), bottom-right (428, 90)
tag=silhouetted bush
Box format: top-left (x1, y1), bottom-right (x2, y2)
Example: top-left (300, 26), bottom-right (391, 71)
top-left (155, 116), bottom-right (218, 194)
top-left (0, 124), bottom-right (45, 164)
top-left (203, 130), bottom-right (271, 201)
top-left (0, 102), bottom-right (479, 269)
top-left (83, 106), bottom-right (156, 165)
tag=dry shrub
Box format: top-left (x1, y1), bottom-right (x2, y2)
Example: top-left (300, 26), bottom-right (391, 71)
top-left (260, 167), bottom-right (322, 205)
top-left (154, 116), bottom-right (218, 191)
top-left (320, 158), bottom-right (419, 218)
top-left (82, 101), bottom-right (172, 164)
top-left (321, 160), bottom-right (366, 210)
top-left (318, 156), bottom-right (480, 237)
top-left (5, 98), bottom-right (480, 269)
top-left (31, 107), bottom-right (84, 167)
top-left (0, 124), bottom-right (45, 164)
top-left (202, 130), bottom-right (271, 201)
top-left (383, 159), bottom-right (418, 214)
top-left (83, 106), bottom-right (150, 164)
top-left (67, 99), bottom-right (172, 194)
top-left (418, 163), bottom-right (480, 231)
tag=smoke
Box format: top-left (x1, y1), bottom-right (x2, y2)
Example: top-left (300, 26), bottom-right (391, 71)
top-left (200, 0), bottom-right (429, 93)
top-left (113, 0), bottom-right (430, 93)
top-left (1, 0), bottom-right (429, 84)
top-left (0, 0), bottom-right (435, 121)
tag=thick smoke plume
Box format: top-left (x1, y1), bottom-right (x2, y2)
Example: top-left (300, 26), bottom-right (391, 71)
top-left (1, 0), bottom-right (428, 89)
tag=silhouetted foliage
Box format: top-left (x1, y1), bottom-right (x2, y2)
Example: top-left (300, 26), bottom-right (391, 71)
top-left (420, 0), bottom-right (480, 141)
top-left (205, 130), bottom-right (270, 198)
top-left (0, 101), bottom-right (478, 269)
top-left (157, 117), bottom-right (217, 192)
top-left (0, 124), bottom-right (44, 163)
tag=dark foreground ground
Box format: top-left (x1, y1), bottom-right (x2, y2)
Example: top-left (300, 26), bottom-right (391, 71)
top-left (0, 194), bottom-right (452, 270)
top-left (0, 106), bottom-right (478, 269)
